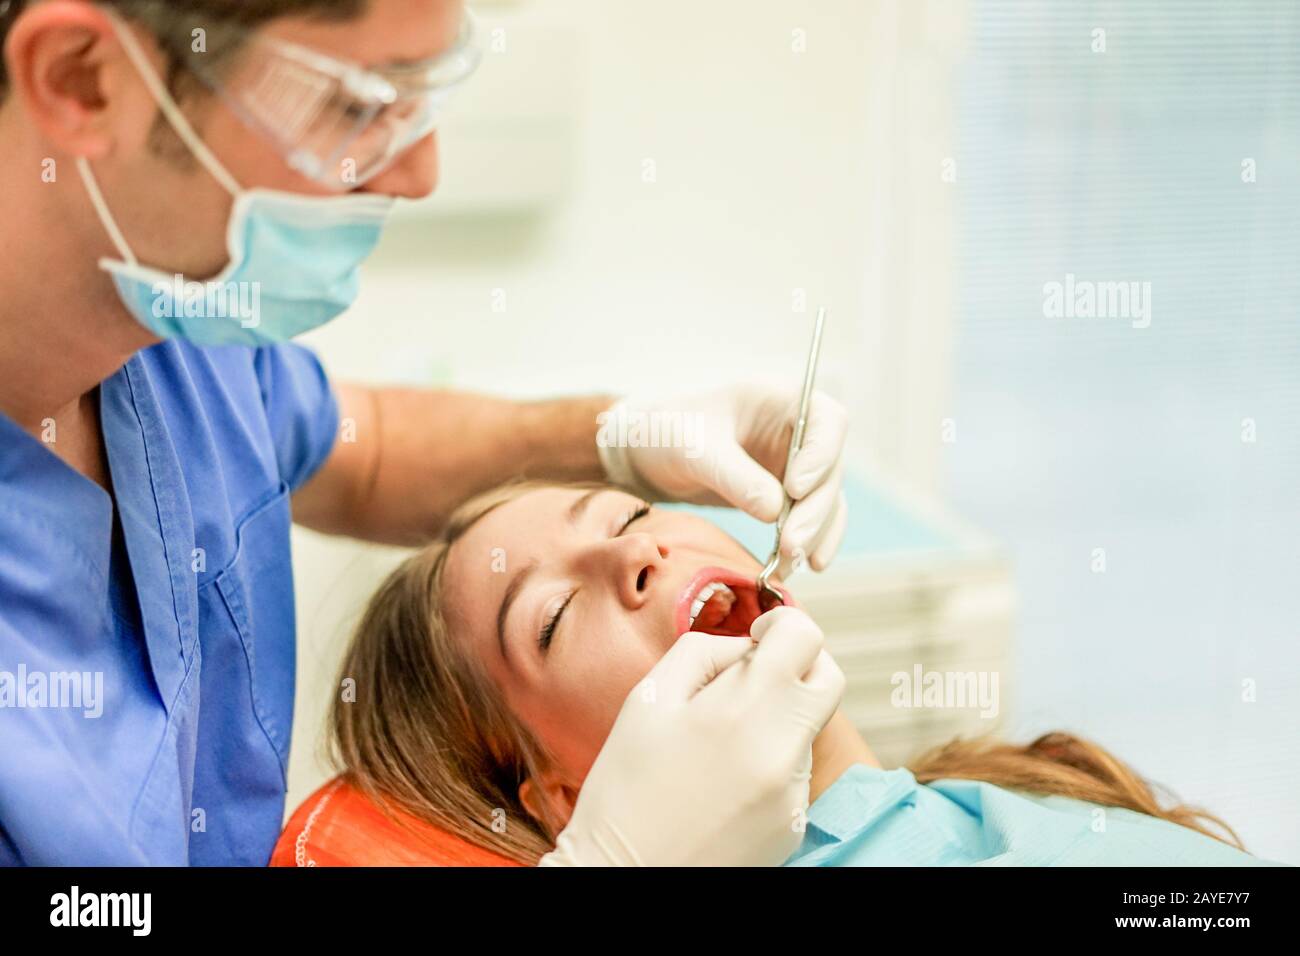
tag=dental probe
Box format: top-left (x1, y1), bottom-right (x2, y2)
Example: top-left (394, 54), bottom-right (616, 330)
top-left (756, 306), bottom-right (827, 612)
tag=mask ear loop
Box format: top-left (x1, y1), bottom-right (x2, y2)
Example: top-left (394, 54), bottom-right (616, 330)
top-left (76, 156), bottom-right (137, 266)
top-left (106, 8), bottom-right (243, 197)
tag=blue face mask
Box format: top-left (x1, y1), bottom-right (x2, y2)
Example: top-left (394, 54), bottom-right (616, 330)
top-left (77, 12), bottom-right (394, 348)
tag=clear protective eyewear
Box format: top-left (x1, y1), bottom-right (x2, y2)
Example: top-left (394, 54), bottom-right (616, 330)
top-left (183, 9), bottom-right (483, 189)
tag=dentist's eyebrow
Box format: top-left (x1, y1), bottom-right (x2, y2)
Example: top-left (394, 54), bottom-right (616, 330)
top-left (497, 558), bottom-right (539, 665)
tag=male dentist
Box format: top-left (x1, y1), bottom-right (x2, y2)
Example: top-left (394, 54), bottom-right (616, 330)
top-left (0, 0), bottom-right (849, 866)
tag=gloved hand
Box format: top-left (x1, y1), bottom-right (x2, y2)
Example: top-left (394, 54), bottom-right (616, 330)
top-left (597, 386), bottom-right (849, 575)
top-left (539, 607), bottom-right (845, 867)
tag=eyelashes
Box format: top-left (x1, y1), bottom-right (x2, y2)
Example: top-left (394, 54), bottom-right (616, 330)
top-left (538, 593), bottom-right (572, 652)
top-left (620, 502), bottom-right (651, 533)
top-left (536, 500), bottom-right (653, 654)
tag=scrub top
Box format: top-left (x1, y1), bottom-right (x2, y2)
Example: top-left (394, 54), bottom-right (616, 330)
top-left (0, 340), bottom-right (338, 865)
top-left (785, 765), bottom-right (1277, 867)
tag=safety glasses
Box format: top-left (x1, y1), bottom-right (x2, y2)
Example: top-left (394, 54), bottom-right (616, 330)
top-left (176, 8), bottom-right (483, 189)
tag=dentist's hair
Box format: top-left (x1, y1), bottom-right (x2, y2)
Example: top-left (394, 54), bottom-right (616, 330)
top-left (332, 480), bottom-right (1246, 866)
top-left (0, 0), bottom-right (366, 103)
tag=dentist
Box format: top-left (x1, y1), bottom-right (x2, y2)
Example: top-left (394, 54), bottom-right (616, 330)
top-left (0, 0), bottom-right (849, 866)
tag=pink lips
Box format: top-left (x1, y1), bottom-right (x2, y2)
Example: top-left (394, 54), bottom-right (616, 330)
top-left (674, 566), bottom-right (786, 635)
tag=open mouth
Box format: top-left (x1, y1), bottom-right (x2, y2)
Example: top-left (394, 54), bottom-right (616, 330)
top-left (675, 567), bottom-right (783, 638)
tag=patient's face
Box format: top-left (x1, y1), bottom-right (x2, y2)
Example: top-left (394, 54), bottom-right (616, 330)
top-left (441, 486), bottom-right (782, 794)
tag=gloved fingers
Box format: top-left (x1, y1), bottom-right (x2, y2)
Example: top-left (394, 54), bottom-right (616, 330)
top-left (778, 459), bottom-right (843, 573)
top-left (804, 490), bottom-right (848, 573)
top-left (694, 438), bottom-right (785, 523)
top-left (648, 630), bottom-right (756, 703)
top-left (747, 606), bottom-right (824, 686)
top-left (797, 649), bottom-right (847, 730)
top-left (782, 391), bottom-right (848, 499)
top-left (794, 743), bottom-right (814, 783)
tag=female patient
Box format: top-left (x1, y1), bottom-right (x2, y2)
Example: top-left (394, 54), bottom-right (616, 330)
top-left (277, 481), bottom-right (1266, 867)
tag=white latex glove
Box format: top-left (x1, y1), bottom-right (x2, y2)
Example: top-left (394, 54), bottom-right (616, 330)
top-left (539, 607), bottom-right (844, 867)
top-left (597, 386), bottom-right (849, 575)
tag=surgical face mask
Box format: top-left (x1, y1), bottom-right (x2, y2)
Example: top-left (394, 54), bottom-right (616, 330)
top-left (77, 10), bottom-right (396, 347)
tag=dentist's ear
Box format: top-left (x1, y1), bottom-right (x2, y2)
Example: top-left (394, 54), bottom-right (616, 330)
top-left (518, 775), bottom-right (579, 836)
top-left (4, 1), bottom-right (155, 159)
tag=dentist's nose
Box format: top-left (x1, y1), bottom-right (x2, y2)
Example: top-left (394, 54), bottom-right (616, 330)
top-left (358, 132), bottom-right (440, 199)
top-left (582, 534), bottom-right (669, 610)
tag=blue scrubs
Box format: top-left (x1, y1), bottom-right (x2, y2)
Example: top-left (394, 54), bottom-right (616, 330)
top-left (0, 341), bottom-right (337, 865)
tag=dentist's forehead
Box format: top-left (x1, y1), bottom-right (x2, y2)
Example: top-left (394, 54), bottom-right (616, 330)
top-left (261, 0), bottom-right (463, 70)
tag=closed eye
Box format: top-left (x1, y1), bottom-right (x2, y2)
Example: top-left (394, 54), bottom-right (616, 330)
top-left (538, 593), bottom-right (572, 652)
top-left (537, 501), bottom-right (653, 654)
top-left (619, 502), bottom-right (651, 533)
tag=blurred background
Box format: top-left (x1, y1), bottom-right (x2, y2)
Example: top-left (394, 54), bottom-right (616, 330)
top-left (288, 0), bottom-right (1300, 863)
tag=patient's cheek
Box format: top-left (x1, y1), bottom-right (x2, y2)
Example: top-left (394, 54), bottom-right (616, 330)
top-left (550, 656), bottom-right (659, 780)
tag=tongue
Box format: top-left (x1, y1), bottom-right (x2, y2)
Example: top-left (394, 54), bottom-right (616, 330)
top-left (690, 585), bottom-right (769, 638)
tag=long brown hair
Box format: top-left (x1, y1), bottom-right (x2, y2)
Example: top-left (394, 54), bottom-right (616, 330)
top-left (910, 733), bottom-right (1242, 849)
top-left (331, 480), bottom-right (1244, 865)
top-left (330, 481), bottom-right (571, 864)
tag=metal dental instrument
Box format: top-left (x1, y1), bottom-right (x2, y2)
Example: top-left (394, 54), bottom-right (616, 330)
top-left (756, 306), bottom-right (827, 612)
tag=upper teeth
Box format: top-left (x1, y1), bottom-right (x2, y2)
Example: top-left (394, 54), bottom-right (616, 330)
top-left (688, 582), bottom-right (735, 629)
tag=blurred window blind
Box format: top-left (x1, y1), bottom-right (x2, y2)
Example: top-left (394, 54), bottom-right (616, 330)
top-left (946, 0), bottom-right (1300, 862)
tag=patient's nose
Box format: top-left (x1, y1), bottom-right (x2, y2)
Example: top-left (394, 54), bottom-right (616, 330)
top-left (584, 534), bottom-right (668, 609)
